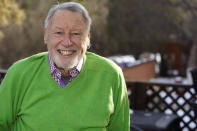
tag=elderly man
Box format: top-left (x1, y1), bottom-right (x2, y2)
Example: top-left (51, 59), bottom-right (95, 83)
top-left (0, 2), bottom-right (130, 131)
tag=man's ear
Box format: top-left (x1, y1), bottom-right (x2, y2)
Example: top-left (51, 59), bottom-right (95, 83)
top-left (87, 33), bottom-right (91, 49)
top-left (88, 33), bottom-right (90, 39)
top-left (44, 29), bottom-right (48, 44)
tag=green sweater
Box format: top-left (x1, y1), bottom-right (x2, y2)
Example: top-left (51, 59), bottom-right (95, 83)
top-left (0, 52), bottom-right (130, 131)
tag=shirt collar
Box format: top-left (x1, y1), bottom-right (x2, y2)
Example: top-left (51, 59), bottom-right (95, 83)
top-left (76, 56), bottom-right (83, 72)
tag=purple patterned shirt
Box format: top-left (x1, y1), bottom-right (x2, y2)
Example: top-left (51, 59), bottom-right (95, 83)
top-left (48, 54), bottom-right (82, 88)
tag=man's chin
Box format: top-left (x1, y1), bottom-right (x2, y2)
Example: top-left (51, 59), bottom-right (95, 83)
top-left (55, 61), bottom-right (77, 70)
top-left (55, 57), bottom-right (79, 70)
top-left (60, 64), bottom-right (76, 70)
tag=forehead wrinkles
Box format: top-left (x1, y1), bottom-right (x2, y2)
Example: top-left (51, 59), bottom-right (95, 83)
top-left (49, 10), bottom-right (87, 30)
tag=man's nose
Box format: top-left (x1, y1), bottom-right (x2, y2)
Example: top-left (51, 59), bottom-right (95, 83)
top-left (61, 35), bottom-right (72, 47)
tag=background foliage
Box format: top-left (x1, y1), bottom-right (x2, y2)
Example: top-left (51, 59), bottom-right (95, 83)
top-left (0, 0), bottom-right (196, 71)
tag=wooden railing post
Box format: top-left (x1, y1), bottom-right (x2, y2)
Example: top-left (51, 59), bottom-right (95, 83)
top-left (127, 82), bottom-right (147, 110)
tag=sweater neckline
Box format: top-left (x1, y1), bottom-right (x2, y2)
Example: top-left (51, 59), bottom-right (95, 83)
top-left (45, 52), bottom-right (87, 89)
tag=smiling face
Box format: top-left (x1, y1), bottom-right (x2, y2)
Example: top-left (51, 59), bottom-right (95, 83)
top-left (44, 10), bottom-right (90, 70)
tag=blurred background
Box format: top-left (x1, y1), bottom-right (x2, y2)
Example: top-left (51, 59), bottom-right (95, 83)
top-left (3, 0), bottom-right (197, 130)
top-left (1, 0), bottom-right (197, 77)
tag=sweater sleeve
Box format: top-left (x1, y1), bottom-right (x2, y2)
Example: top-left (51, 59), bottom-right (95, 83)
top-left (0, 67), bottom-right (19, 131)
top-left (107, 69), bottom-right (130, 131)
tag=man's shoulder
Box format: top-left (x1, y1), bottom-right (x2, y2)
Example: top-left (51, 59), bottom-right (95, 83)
top-left (85, 52), bottom-right (122, 74)
top-left (8, 52), bottom-right (48, 73)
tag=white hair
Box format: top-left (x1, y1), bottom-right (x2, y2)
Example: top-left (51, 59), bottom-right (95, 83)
top-left (44, 2), bottom-right (92, 32)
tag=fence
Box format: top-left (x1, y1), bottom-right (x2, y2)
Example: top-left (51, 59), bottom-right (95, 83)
top-left (127, 81), bottom-right (196, 131)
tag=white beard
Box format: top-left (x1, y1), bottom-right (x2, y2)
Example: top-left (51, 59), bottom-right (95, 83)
top-left (52, 52), bottom-right (82, 70)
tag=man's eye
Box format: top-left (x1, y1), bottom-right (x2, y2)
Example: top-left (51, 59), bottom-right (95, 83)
top-left (55, 32), bottom-right (63, 35)
top-left (72, 32), bottom-right (80, 36)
